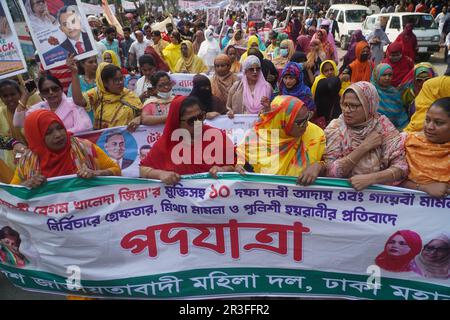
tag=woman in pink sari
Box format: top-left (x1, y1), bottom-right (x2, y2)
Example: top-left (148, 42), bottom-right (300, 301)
top-left (13, 75), bottom-right (92, 133)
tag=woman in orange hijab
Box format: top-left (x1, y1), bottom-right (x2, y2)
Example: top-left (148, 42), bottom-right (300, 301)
top-left (341, 41), bottom-right (374, 83)
top-left (10, 110), bottom-right (121, 188)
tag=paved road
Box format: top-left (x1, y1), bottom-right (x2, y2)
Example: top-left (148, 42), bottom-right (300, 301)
top-left (1, 47), bottom-right (448, 301)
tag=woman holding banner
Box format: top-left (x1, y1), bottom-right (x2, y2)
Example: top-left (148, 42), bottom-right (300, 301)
top-left (235, 95), bottom-right (326, 186)
top-left (139, 96), bottom-right (236, 185)
top-left (324, 81), bottom-right (408, 191)
top-left (10, 110), bottom-right (121, 188)
top-left (401, 98), bottom-right (450, 198)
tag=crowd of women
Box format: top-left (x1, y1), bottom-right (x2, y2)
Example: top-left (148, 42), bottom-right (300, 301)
top-left (0, 9), bottom-right (448, 201)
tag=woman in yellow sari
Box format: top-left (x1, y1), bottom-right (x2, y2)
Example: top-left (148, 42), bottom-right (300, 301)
top-left (162, 31), bottom-right (182, 72)
top-left (174, 40), bottom-right (208, 74)
top-left (236, 95), bottom-right (326, 185)
top-left (69, 59), bottom-right (142, 130)
top-left (102, 50), bottom-right (121, 67)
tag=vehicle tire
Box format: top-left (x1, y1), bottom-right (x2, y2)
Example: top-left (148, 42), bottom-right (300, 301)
top-left (340, 36), bottom-right (348, 50)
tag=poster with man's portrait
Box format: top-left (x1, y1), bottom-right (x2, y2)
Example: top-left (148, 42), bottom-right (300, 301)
top-left (207, 7), bottom-right (221, 27)
top-left (247, 1), bottom-right (265, 22)
top-left (0, 2), bottom-right (27, 79)
top-left (19, 0), bottom-right (97, 70)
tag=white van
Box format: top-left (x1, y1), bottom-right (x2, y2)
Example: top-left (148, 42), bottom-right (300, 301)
top-left (361, 13), bottom-right (440, 60)
top-left (283, 6), bottom-right (313, 16)
top-left (326, 4), bottom-right (372, 50)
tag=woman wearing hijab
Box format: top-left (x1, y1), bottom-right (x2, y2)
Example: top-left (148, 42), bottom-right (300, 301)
top-left (311, 60), bottom-right (342, 126)
top-left (70, 62), bottom-right (142, 129)
top-left (296, 26), bottom-right (315, 54)
top-left (225, 45), bottom-right (241, 73)
top-left (226, 55), bottom-right (272, 118)
top-left (375, 230), bottom-right (423, 272)
top-left (371, 64), bottom-right (409, 130)
top-left (247, 48), bottom-right (279, 90)
top-left (211, 54), bottom-right (240, 107)
top-left (315, 29), bottom-right (334, 61)
top-left (190, 74), bottom-right (226, 118)
top-left (339, 30), bottom-right (366, 74)
top-left (341, 41), bottom-right (374, 83)
top-left (382, 42), bottom-right (414, 87)
top-left (399, 62), bottom-right (437, 118)
top-left (236, 95), bottom-right (325, 184)
top-left (304, 39), bottom-right (327, 86)
top-left (324, 82), bottom-right (408, 191)
top-left (401, 98), bottom-right (450, 198)
top-left (239, 35), bottom-right (263, 64)
top-left (139, 96), bottom-right (236, 184)
top-left (192, 30), bottom-right (205, 54)
top-left (162, 31), bottom-right (183, 72)
top-left (272, 39), bottom-right (296, 70)
top-left (265, 30), bottom-right (279, 60)
top-left (394, 23), bottom-right (417, 62)
top-left (14, 75), bottom-right (92, 133)
top-left (174, 40), bottom-right (208, 74)
top-left (228, 29), bottom-right (246, 47)
top-left (198, 29), bottom-right (221, 72)
top-left (411, 234), bottom-right (450, 279)
top-left (144, 46), bottom-right (170, 72)
top-left (367, 23), bottom-right (391, 65)
top-left (221, 28), bottom-right (234, 50)
top-left (10, 110), bottom-right (120, 187)
top-left (279, 62), bottom-right (315, 112)
top-left (102, 50), bottom-right (128, 75)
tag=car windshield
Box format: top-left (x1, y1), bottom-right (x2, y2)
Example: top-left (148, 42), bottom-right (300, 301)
top-left (402, 15), bottom-right (438, 29)
top-left (345, 10), bottom-right (369, 23)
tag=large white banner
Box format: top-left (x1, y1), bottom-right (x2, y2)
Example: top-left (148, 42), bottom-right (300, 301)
top-left (75, 115), bottom-right (259, 178)
top-left (0, 1), bottom-right (27, 79)
top-left (0, 175), bottom-right (449, 299)
top-left (18, 0), bottom-right (98, 70)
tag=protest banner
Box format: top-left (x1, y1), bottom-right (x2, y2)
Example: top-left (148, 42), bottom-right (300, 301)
top-left (0, 174), bottom-right (449, 299)
top-left (74, 115), bottom-right (259, 178)
top-left (0, 1), bottom-right (27, 79)
top-left (170, 73), bottom-right (195, 96)
top-left (18, 0), bottom-right (98, 70)
top-left (247, 1), bottom-right (265, 22)
top-left (207, 7), bottom-right (221, 27)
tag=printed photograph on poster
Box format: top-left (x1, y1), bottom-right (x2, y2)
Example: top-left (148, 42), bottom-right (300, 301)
top-left (0, 2), bottom-right (27, 79)
top-left (247, 1), bottom-right (265, 22)
top-left (207, 7), bottom-right (221, 27)
top-left (19, 0), bottom-right (97, 70)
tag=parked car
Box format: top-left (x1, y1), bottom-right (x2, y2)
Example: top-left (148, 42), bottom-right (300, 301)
top-left (362, 12), bottom-right (441, 60)
top-left (326, 4), bottom-right (372, 50)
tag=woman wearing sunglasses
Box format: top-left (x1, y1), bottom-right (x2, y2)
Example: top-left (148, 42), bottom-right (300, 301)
top-left (13, 75), bottom-right (92, 133)
top-left (226, 55), bottom-right (272, 118)
top-left (140, 96), bottom-right (236, 185)
top-left (324, 82), bottom-right (408, 191)
top-left (235, 95), bottom-right (326, 186)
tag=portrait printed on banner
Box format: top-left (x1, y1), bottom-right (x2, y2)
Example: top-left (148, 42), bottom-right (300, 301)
top-left (0, 226), bottom-right (29, 268)
top-left (207, 8), bottom-right (221, 27)
top-left (247, 1), bottom-right (265, 22)
top-left (19, 0), bottom-right (97, 70)
top-left (97, 130), bottom-right (138, 171)
top-left (0, 2), bottom-right (27, 79)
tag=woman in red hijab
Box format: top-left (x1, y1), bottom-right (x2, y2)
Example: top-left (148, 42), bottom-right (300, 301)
top-left (143, 46), bottom-right (170, 72)
top-left (140, 96), bottom-right (236, 185)
top-left (10, 110), bottom-right (121, 188)
top-left (375, 230), bottom-right (423, 272)
top-left (394, 23), bottom-right (417, 62)
top-left (382, 42), bottom-right (414, 87)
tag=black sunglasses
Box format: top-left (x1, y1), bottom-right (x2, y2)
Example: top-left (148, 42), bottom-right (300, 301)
top-left (180, 112), bottom-right (206, 126)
